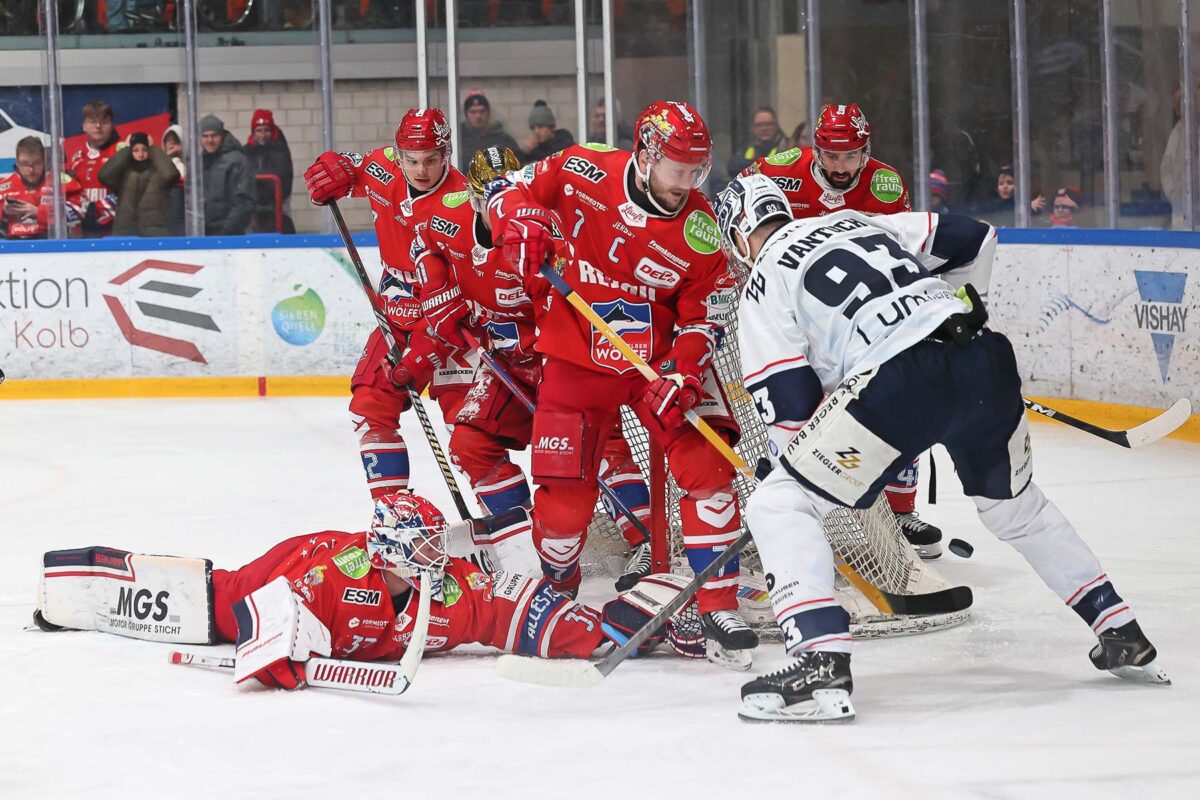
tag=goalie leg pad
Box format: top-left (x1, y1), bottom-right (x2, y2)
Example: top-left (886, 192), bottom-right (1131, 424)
top-left (38, 547), bottom-right (215, 644)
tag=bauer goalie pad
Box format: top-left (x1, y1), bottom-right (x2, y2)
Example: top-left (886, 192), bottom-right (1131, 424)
top-left (38, 547), bottom-right (215, 644)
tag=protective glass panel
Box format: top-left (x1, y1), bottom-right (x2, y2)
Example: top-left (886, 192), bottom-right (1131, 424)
top-left (1026, 0), bottom-right (1104, 228)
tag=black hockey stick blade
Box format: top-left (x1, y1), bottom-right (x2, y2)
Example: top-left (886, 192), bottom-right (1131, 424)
top-left (882, 585), bottom-right (973, 616)
top-left (496, 530), bottom-right (755, 688)
top-left (1023, 397), bottom-right (1192, 449)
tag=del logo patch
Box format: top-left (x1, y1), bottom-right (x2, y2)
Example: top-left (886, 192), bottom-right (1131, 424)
top-left (591, 299), bottom-right (653, 375)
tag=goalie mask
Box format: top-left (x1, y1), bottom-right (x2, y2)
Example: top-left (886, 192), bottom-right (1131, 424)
top-left (367, 492), bottom-right (450, 577)
top-left (716, 174), bottom-right (792, 268)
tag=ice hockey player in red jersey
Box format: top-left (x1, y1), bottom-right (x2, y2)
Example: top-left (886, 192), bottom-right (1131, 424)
top-left (65, 100), bottom-right (123, 238)
top-left (411, 145), bottom-right (653, 572)
top-left (34, 492), bottom-right (703, 690)
top-left (485, 100), bottom-right (759, 666)
top-left (304, 108), bottom-right (477, 502)
top-left (741, 103), bottom-right (941, 557)
top-left (0, 136), bottom-right (83, 239)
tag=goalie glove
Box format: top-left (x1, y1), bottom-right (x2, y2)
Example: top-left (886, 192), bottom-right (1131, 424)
top-left (643, 356), bottom-right (703, 430)
top-left (600, 573), bottom-right (706, 658)
top-left (233, 576), bottom-right (332, 690)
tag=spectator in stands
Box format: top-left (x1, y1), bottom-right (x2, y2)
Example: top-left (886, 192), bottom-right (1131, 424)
top-left (1049, 186), bottom-right (1083, 228)
top-left (458, 90), bottom-right (521, 172)
top-left (520, 101), bottom-right (575, 165)
top-left (586, 96), bottom-right (634, 149)
top-left (1160, 84), bottom-right (1195, 230)
top-left (978, 164), bottom-right (1045, 226)
top-left (242, 109), bottom-right (295, 234)
top-left (67, 100), bottom-right (123, 238)
top-left (929, 169), bottom-right (950, 214)
top-left (199, 114), bottom-right (255, 236)
top-left (789, 122), bottom-right (809, 150)
top-left (0, 137), bottom-right (83, 239)
top-left (727, 105), bottom-right (788, 180)
top-left (98, 132), bottom-right (180, 238)
top-left (162, 124), bottom-right (187, 235)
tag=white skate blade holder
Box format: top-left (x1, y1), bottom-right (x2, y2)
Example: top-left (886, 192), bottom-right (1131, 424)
top-left (1109, 659), bottom-right (1172, 686)
top-left (739, 689), bottom-right (856, 723)
top-left (706, 640), bottom-right (753, 672)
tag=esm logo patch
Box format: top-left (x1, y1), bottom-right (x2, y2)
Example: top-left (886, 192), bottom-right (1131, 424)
top-left (430, 216), bottom-right (461, 237)
top-left (562, 156), bottom-right (606, 183)
top-left (342, 587), bottom-right (383, 606)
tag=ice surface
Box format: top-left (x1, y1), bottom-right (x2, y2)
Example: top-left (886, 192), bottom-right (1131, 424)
top-left (2, 396), bottom-right (1198, 799)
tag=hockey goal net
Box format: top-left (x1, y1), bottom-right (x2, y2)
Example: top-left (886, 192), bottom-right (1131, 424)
top-left (584, 262), bottom-right (969, 640)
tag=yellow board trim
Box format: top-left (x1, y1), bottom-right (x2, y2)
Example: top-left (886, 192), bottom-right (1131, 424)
top-left (0, 376), bottom-right (351, 400)
top-left (1025, 395), bottom-right (1200, 444)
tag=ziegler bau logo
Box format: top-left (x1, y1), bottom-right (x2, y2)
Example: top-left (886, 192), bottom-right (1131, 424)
top-left (103, 260), bottom-right (219, 363)
top-left (834, 447), bottom-right (862, 470)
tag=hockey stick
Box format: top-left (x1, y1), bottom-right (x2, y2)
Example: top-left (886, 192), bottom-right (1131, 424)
top-left (496, 529), bottom-right (754, 688)
top-left (537, 264), bottom-right (972, 619)
top-left (1023, 397), bottom-right (1192, 449)
top-left (459, 328), bottom-right (653, 546)
top-left (328, 200), bottom-right (472, 521)
top-left (169, 572), bottom-right (434, 695)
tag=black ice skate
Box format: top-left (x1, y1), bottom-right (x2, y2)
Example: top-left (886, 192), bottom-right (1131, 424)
top-left (739, 651), bottom-right (855, 723)
top-left (614, 541), bottom-right (653, 592)
top-left (1089, 620), bottom-right (1171, 685)
top-left (702, 610), bottom-right (759, 671)
top-left (895, 511), bottom-right (943, 559)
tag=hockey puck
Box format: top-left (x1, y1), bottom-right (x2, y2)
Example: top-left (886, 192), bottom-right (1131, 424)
top-left (948, 538), bottom-right (974, 558)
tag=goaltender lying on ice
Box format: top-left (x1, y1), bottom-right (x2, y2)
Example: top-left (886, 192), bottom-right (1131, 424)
top-left (30, 491), bottom-right (707, 693)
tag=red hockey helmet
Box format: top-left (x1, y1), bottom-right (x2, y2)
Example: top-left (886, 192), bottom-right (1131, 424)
top-left (634, 100), bottom-right (713, 188)
top-left (395, 107), bottom-right (453, 156)
top-left (812, 103), bottom-right (871, 154)
top-left (367, 491), bottom-right (450, 576)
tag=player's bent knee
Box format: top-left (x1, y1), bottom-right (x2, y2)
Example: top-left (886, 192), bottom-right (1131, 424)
top-left (973, 481), bottom-right (1056, 542)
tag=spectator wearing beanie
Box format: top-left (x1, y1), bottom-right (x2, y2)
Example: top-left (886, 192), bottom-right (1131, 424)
top-left (929, 168), bottom-right (950, 214)
top-left (1049, 186), bottom-right (1083, 228)
top-left (199, 113), bottom-right (255, 236)
top-left (458, 90), bottom-right (520, 172)
top-left (520, 101), bottom-right (575, 165)
top-left (242, 109), bottom-right (295, 234)
top-left (98, 131), bottom-right (181, 237)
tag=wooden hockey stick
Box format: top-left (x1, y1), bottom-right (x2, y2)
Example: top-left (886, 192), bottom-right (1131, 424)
top-left (328, 201), bottom-right (472, 521)
top-left (1023, 397), bottom-right (1192, 449)
top-left (169, 573), bottom-right (434, 695)
top-left (534, 264), bottom-right (964, 617)
top-left (459, 328), bottom-right (653, 545)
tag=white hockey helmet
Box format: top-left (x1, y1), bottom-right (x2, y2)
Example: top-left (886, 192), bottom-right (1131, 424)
top-left (716, 173), bottom-right (792, 268)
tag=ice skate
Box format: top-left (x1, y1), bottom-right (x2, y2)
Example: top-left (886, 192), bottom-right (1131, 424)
top-left (739, 651), bottom-right (855, 723)
top-left (702, 609), bottom-right (758, 671)
top-left (1089, 620), bottom-right (1170, 685)
top-left (895, 511), bottom-right (943, 559)
top-left (614, 541), bottom-right (652, 592)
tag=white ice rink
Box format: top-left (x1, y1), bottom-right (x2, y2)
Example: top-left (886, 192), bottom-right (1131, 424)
top-left (2, 396), bottom-right (1197, 799)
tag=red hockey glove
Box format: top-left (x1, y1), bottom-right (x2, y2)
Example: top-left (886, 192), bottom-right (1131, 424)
top-left (420, 284), bottom-right (470, 347)
top-left (644, 358), bottom-right (703, 430)
top-left (252, 658), bottom-right (307, 690)
top-left (499, 206), bottom-right (555, 277)
top-left (387, 329), bottom-right (446, 392)
top-left (304, 152), bottom-right (355, 205)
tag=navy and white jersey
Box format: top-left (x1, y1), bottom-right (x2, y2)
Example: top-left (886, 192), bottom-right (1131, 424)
top-left (738, 210), bottom-right (994, 452)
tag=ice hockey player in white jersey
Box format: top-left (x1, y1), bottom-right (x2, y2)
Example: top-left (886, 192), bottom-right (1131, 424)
top-left (716, 174), bottom-right (1169, 723)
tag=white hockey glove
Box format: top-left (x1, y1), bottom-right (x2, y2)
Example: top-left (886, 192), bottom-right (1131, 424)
top-left (233, 576), bottom-right (332, 690)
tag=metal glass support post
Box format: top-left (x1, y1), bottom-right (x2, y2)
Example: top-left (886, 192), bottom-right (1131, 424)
top-left (447, 0), bottom-right (461, 159)
top-left (417, 0), bottom-right (429, 108)
top-left (1100, 0), bottom-right (1119, 227)
top-left (575, 0), bottom-right (588, 141)
top-left (690, 0), bottom-right (707, 118)
top-left (806, 0), bottom-right (822, 130)
top-left (318, 0), bottom-right (335, 154)
top-left (1181, 0), bottom-right (1196, 230)
top-left (911, 0), bottom-right (930, 212)
top-left (602, 0), bottom-right (615, 146)
top-left (40, 0), bottom-right (66, 239)
top-left (1009, 0), bottom-right (1032, 228)
top-left (182, 0), bottom-right (204, 236)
